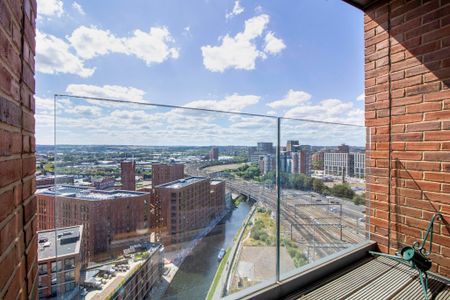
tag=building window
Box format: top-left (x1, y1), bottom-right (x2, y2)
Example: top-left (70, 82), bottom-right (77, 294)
top-left (51, 273), bottom-right (57, 285)
top-left (64, 258), bottom-right (75, 270)
top-left (38, 263), bottom-right (48, 275)
top-left (51, 261), bottom-right (62, 273)
top-left (51, 285), bottom-right (57, 296)
top-left (38, 275), bottom-right (47, 288)
top-left (65, 282), bottom-right (75, 292)
top-left (39, 288), bottom-right (48, 298)
top-left (65, 270), bottom-right (75, 281)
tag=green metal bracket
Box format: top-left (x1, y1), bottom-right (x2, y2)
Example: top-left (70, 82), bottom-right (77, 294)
top-left (369, 212), bottom-right (443, 300)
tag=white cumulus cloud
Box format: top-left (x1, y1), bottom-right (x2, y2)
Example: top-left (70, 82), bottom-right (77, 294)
top-left (264, 32), bottom-right (286, 54)
top-left (65, 105), bottom-right (102, 117)
top-left (68, 26), bottom-right (179, 65)
top-left (201, 14), bottom-right (285, 72)
top-left (267, 90), bottom-right (311, 109)
top-left (36, 30), bottom-right (95, 77)
top-left (284, 98), bottom-right (364, 125)
top-left (66, 84), bottom-right (146, 102)
top-left (226, 1), bottom-right (245, 19)
top-left (38, 0), bottom-right (63, 18)
top-left (72, 2), bottom-right (85, 15)
top-left (184, 94), bottom-right (260, 112)
top-left (356, 93), bottom-right (365, 101)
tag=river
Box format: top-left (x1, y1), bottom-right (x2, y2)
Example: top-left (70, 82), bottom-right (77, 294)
top-left (163, 201), bottom-right (251, 300)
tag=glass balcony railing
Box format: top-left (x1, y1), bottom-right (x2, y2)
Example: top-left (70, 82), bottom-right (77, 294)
top-left (36, 95), bottom-right (370, 299)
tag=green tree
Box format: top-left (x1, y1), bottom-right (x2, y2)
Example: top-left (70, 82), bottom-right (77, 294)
top-left (312, 178), bottom-right (325, 193)
top-left (331, 184), bottom-right (355, 199)
top-left (353, 193), bottom-right (365, 205)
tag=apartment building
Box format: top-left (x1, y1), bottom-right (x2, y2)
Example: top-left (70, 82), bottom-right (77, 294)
top-left (353, 152), bottom-right (366, 179)
top-left (259, 154), bottom-right (276, 175)
top-left (37, 186), bottom-right (151, 261)
top-left (155, 177), bottom-right (225, 247)
top-left (208, 147), bottom-right (219, 161)
top-left (324, 152), bottom-right (366, 179)
top-left (210, 180), bottom-right (226, 217)
top-left (291, 150), bottom-right (311, 175)
top-left (286, 140), bottom-right (299, 152)
top-left (257, 142), bottom-right (274, 154)
top-left (92, 176), bottom-right (115, 190)
top-left (36, 175), bottom-right (75, 188)
top-left (311, 151), bottom-right (324, 170)
top-left (151, 163), bottom-right (184, 187)
top-left (38, 226), bottom-right (82, 298)
top-left (324, 152), bottom-right (354, 177)
top-left (83, 243), bottom-right (163, 300)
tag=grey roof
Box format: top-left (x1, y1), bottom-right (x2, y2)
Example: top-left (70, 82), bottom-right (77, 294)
top-left (37, 185), bottom-right (147, 200)
top-left (38, 225), bottom-right (82, 260)
top-left (156, 177), bottom-right (207, 189)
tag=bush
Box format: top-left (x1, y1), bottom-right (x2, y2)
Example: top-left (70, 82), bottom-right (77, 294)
top-left (353, 194), bottom-right (365, 205)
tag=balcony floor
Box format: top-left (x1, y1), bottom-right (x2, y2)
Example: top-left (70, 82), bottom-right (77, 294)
top-left (288, 255), bottom-right (449, 300)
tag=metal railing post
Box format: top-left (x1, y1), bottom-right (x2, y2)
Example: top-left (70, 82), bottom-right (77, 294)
top-left (276, 117), bottom-right (281, 282)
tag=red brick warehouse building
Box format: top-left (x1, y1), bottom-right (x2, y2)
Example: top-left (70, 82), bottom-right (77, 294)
top-left (155, 177), bottom-right (226, 248)
top-left (36, 186), bottom-right (153, 262)
top-left (151, 163), bottom-right (184, 187)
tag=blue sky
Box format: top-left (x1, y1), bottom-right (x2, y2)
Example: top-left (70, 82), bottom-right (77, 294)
top-left (36, 0), bottom-right (365, 145)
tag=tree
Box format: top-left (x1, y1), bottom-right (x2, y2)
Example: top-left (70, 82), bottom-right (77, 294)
top-left (312, 178), bottom-right (325, 193)
top-left (353, 193), bottom-right (365, 205)
top-left (331, 184), bottom-right (355, 199)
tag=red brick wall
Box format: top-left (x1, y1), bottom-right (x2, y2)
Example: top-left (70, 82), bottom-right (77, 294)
top-left (152, 163), bottom-right (184, 187)
top-left (0, 0), bottom-right (37, 298)
top-left (364, 0), bottom-right (450, 276)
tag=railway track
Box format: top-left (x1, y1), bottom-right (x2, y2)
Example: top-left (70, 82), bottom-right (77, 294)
top-left (186, 164), bottom-right (366, 260)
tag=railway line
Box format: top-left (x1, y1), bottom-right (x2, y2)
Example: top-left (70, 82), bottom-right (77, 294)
top-left (186, 163), bottom-right (368, 261)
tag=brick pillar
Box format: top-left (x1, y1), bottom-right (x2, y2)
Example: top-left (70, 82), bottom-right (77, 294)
top-left (0, 0), bottom-right (37, 298)
top-left (364, 0), bottom-right (450, 276)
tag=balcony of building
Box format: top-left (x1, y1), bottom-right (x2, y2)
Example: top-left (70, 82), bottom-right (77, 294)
top-left (0, 0), bottom-right (449, 299)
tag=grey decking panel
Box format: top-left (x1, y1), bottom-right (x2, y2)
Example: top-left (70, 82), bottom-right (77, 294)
top-left (295, 256), bottom-right (449, 300)
top-left (435, 285), bottom-right (449, 300)
top-left (298, 257), bottom-right (399, 299)
top-left (391, 273), bottom-right (448, 300)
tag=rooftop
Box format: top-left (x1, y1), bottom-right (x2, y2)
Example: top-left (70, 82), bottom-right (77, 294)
top-left (37, 185), bottom-right (147, 200)
top-left (36, 175), bottom-right (74, 180)
top-left (210, 179), bottom-right (224, 185)
top-left (83, 243), bottom-right (163, 299)
top-left (38, 225), bottom-right (82, 260)
top-left (156, 176), bottom-right (207, 189)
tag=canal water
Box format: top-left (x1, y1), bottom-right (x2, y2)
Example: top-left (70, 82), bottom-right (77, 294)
top-left (163, 201), bottom-right (251, 300)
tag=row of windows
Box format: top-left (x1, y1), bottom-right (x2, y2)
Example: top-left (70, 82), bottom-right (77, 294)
top-left (38, 257), bottom-right (75, 275)
top-left (39, 281), bottom-right (76, 298)
top-left (39, 270), bottom-right (75, 287)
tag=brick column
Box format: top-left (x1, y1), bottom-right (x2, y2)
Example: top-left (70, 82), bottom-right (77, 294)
top-left (0, 0), bottom-right (37, 298)
top-left (364, 0), bottom-right (450, 276)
